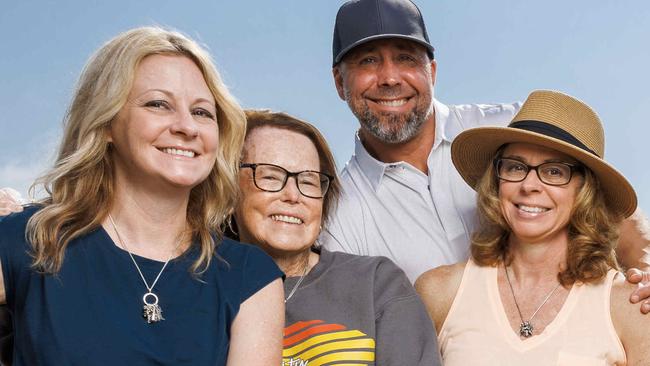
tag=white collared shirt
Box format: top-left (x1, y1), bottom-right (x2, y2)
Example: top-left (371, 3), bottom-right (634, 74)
top-left (321, 99), bottom-right (521, 282)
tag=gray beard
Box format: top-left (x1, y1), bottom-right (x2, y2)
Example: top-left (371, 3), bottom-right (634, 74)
top-left (346, 92), bottom-right (431, 144)
top-left (356, 107), bottom-right (428, 144)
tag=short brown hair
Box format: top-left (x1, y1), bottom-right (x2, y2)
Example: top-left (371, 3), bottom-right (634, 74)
top-left (243, 110), bottom-right (340, 226)
top-left (471, 149), bottom-right (620, 286)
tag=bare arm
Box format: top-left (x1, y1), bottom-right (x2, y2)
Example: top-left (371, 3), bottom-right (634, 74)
top-left (226, 278), bottom-right (284, 366)
top-left (0, 262), bottom-right (5, 305)
top-left (616, 209), bottom-right (650, 313)
top-left (414, 262), bottom-right (465, 334)
top-left (611, 274), bottom-right (650, 364)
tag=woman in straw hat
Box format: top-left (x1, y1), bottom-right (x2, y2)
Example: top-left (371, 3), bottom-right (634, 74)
top-left (0, 27), bottom-right (284, 365)
top-left (416, 90), bottom-right (649, 364)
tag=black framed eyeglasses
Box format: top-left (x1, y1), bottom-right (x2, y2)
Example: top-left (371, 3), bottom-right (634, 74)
top-left (239, 163), bottom-right (333, 199)
top-left (494, 158), bottom-right (582, 186)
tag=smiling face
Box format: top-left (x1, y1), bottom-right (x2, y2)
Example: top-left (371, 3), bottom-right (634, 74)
top-left (333, 38), bottom-right (436, 144)
top-left (235, 126), bottom-right (323, 257)
top-left (108, 54), bottom-right (219, 193)
top-left (498, 143), bottom-right (583, 245)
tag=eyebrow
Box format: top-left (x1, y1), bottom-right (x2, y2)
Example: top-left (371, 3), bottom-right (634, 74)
top-left (134, 88), bottom-right (216, 107)
top-left (502, 155), bottom-right (575, 164)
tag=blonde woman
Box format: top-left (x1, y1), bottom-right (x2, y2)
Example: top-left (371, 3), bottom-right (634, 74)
top-left (0, 27), bottom-right (283, 365)
top-left (416, 90), bottom-right (650, 365)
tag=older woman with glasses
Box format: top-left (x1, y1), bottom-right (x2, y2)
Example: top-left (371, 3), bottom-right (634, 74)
top-left (416, 90), bottom-right (650, 365)
top-left (231, 110), bottom-right (441, 366)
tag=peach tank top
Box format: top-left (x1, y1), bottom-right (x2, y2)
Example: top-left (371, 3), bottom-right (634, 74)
top-left (439, 260), bottom-right (626, 365)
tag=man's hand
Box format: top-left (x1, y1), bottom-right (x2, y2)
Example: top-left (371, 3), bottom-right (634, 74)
top-left (622, 209), bottom-right (650, 313)
top-left (627, 268), bottom-right (650, 314)
top-left (0, 188), bottom-right (24, 216)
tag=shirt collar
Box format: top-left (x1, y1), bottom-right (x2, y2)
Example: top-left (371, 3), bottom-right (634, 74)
top-left (432, 98), bottom-right (452, 149)
top-left (354, 132), bottom-right (387, 190)
top-left (354, 98), bottom-right (450, 190)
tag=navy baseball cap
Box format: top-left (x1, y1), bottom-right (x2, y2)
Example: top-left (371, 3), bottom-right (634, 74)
top-left (332, 0), bottom-right (435, 66)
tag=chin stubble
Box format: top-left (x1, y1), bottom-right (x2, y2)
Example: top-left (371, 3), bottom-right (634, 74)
top-left (345, 89), bottom-right (432, 144)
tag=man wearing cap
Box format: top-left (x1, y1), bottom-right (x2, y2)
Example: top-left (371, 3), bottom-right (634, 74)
top-left (321, 0), bottom-right (650, 307)
top-left (322, 0), bottom-right (521, 283)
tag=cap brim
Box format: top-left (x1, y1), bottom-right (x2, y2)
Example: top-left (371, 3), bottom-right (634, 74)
top-left (333, 34), bottom-right (435, 66)
top-left (451, 127), bottom-right (637, 218)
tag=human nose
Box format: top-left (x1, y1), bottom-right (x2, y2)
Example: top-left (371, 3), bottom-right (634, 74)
top-left (170, 108), bottom-right (199, 138)
top-left (279, 176), bottom-right (302, 202)
top-left (519, 167), bottom-right (543, 192)
top-left (377, 59), bottom-right (401, 87)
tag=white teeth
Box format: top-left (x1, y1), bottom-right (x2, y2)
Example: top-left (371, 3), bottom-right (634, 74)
top-left (162, 148), bottom-right (195, 158)
top-left (517, 205), bottom-right (548, 213)
top-left (271, 215), bottom-right (303, 224)
top-left (376, 99), bottom-right (407, 107)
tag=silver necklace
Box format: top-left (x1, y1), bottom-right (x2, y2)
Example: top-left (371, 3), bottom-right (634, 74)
top-left (284, 260), bottom-right (309, 303)
top-left (108, 214), bottom-right (181, 324)
top-left (504, 263), bottom-right (562, 338)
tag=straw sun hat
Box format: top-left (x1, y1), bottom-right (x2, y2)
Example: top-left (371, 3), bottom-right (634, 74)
top-left (451, 90), bottom-right (637, 218)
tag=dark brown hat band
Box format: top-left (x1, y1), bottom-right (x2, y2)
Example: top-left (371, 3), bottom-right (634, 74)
top-left (509, 120), bottom-right (599, 157)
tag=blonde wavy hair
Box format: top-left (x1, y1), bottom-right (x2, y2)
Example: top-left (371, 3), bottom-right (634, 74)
top-left (28, 26), bottom-right (246, 274)
top-left (471, 147), bottom-right (621, 286)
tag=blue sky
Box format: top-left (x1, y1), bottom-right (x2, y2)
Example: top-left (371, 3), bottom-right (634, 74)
top-left (1, 0), bottom-right (648, 212)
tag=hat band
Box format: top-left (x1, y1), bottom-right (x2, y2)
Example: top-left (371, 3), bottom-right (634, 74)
top-left (509, 120), bottom-right (599, 157)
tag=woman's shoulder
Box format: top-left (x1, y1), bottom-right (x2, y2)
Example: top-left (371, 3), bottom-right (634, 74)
top-left (320, 248), bottom-right (401, 272)
top-left (415, 261), bottom-right (467, 294)
top-left (319, 249), bottom-right (414, 299)
top-left (215, 237), bottom-right (260, 258)
top-left (609, 271), bottom-right (650, 364)
top-left (0, 206), bottom-right (41, 253)
top-left (214, 238), bottom-right (282, 300)
top-left (0, 206), bottom-right (41, 304)
top-left (216, 238), bottom-right (278, 271)
top-left (0, 205), bottom-right (40, 234)
top-left (415, 261), bottom-right (467, 332)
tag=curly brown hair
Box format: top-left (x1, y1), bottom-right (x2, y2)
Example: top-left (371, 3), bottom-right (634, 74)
top-left (471, 148), bottom-right (622, 286)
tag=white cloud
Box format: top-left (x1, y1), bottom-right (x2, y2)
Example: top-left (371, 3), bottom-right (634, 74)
top-left (0, 158), bottom-right (51, 200)
top-left (0, 132), bottom-right (58, 200)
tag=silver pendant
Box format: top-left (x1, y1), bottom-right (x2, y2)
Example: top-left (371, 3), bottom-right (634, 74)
top-left (142, 292), bottom-right (164, 323)
top-left (519, 321), bottom-right (533, 338)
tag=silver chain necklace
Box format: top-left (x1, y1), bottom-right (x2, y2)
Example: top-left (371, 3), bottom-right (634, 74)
top-left (108, 214), bottom-right (182, 324)
top-left (284, 258), bottom-right (309, 303)
top-left (504, 262), bottom-right (562, 338)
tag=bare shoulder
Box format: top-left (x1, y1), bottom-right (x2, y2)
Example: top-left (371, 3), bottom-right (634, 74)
top-left (610, 274), bottom-right (644, 318)
top-left (610, 273), bottom-right (650, 364)
top-left (415, 262), bottom-right (465, 295)
top-left (415, 261), bottom-right (467, 333)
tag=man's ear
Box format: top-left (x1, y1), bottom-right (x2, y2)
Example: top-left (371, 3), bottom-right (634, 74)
top-left (429, 59), bottom-right (437, 87)
top-left (332, 66), bottom-right (346, 101)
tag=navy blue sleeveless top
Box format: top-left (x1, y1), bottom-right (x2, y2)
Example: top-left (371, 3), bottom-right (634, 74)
top-left (0, 207), bottom-right (282, 365)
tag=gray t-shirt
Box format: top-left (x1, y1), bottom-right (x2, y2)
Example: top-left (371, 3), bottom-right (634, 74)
top-left (282, 248), bottom-right (441, 366)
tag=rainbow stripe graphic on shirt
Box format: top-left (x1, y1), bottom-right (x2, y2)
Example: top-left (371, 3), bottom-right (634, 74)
top-left (282, 320), bottom-right (376, 366)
